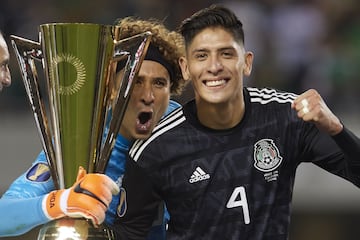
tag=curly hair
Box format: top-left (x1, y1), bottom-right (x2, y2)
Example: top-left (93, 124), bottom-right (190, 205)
top-left (114, 17), bottom-right (185, 96)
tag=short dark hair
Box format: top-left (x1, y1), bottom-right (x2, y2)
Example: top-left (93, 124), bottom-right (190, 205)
top-left (178, 5), bottom-right (245, 48)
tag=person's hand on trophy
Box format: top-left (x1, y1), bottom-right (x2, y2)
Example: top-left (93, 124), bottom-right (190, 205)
top-left (43, 166), bottom-right (120, 226)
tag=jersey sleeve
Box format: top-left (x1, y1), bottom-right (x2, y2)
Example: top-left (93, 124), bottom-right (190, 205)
top-left (332, 126), bottom-right (360, 159)
top-left (0, 151), bottom-right (54, 236)
top-left (113, 156), bottom-right (162, 240)
top-left (303, 123), bottom-right (360, 187)
top-left (331, 126), bottom-right (360, 183)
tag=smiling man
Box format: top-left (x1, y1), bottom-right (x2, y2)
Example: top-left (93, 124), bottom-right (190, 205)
top-left (116, 5), bottom-right (360, 240)
top-left (0, 17), bottom-right (185, 240)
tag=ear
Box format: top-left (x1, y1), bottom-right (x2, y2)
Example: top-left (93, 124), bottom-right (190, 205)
top-left (243, 51), bottom-right (254, 77)
top-left (179, 56), bottom-right (191, 81)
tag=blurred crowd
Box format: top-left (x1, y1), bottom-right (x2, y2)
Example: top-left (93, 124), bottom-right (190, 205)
top-left (225, 0), bottom-right (360, 118)
top-left (1, 0), bottom-right (359, 116)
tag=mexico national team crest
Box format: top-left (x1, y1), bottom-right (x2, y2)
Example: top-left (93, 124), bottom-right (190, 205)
top-left (253, 139), bottom-right (283, 172)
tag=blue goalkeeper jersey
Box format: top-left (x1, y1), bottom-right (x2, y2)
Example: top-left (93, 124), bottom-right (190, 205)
top-left (0, 99), bottom-right (180, 238)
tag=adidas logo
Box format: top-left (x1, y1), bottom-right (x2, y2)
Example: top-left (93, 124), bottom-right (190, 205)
top-left (189, 167), bottom-right (210, 183)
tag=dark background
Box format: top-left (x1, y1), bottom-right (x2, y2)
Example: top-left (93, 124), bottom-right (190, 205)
top-left (1, 0), bottom-right (360, 239)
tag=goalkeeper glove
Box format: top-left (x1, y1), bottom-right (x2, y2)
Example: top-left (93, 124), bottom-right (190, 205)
top-left (42, 166), bottom-right (119, 226)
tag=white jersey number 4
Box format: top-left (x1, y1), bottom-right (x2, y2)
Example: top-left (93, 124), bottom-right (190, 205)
top-left (226, 186), bottom-right (250, 224)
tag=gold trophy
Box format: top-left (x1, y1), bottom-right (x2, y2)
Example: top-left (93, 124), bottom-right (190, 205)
top-left (11, 23), bottom-right (152, 239)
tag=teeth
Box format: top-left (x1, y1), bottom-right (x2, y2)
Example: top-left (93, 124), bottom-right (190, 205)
top-left (206, 79), bottom-right (226, 87)
top-left (136, 118), bottom-right (152, 132)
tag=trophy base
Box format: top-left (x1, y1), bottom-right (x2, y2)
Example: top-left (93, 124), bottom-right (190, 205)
top-left (37, 218), bottom-right (115, 240)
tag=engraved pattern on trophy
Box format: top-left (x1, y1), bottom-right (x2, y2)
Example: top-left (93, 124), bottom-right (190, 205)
top-left (49, 53), bottom-right (86, 95)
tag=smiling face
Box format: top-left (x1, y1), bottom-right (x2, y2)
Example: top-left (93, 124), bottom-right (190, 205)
top-left (116, 60), bottom-right (171, 140)
top-left (179, 27), bottom-right (253, 107)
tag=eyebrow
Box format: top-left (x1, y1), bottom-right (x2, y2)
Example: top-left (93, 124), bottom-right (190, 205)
top-left (191, 46), bottom-right (236, 54)
top-left (0, 59), bottom-right (9, 66)
top-left (137, 75), bottom-right (169, 81)
top-left (189, 48), bottom-right (207, 55)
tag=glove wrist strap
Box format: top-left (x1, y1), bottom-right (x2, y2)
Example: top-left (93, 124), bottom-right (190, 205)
top-left (43, 189), bottom-right (66, 220)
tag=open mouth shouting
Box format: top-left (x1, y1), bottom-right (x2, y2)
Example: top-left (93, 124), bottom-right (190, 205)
top-left (136, 111), bottom-right (153, 134)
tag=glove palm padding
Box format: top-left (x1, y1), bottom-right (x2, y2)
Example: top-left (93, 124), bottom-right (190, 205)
top-left (43, 167), bottom-right (119, 226)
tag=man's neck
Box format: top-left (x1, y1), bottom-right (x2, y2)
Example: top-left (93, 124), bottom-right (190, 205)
top-left (196, 98), bottom-right (245, 130)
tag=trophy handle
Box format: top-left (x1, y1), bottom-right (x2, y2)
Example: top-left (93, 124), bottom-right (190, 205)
top-left (96, 31), bottom-right (152, 173)
top-left (11, 35), bottom-right (60, 189)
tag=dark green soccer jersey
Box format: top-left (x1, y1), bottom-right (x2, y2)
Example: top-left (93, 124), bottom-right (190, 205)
top-left (116, 87), bottom-right (360, 240)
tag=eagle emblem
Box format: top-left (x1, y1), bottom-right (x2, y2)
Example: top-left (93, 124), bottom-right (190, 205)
top-left (253, 139), bottom-right (283, 172)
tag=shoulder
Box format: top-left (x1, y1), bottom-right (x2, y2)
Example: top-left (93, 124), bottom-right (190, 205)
top-left (2, 152), bottom-right (54, 198)
top-left (246, 87), bottom-right (298, 105)
top-left (163, 99), bottom-right (181, 118)
top-left (244, 87), bottom-right (301, 124)
top-left (129, 107), bottom-right (185, 162)
top-left (169, 99), bottom-right (181, 110)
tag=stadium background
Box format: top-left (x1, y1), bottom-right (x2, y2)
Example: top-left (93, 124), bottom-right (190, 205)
top-left (1, 0), bottom-right (360, 239)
